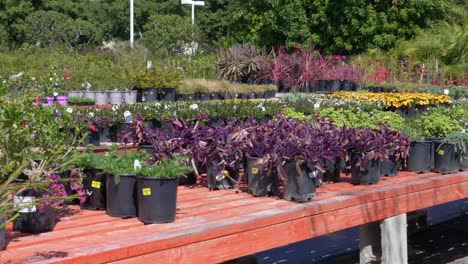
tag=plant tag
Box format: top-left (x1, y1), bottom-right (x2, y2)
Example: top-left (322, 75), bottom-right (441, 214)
top-left (124, 111), bottom-right (132, 123)
top-left (147, 60), bottom-right (152, 69)
top-left (14, 196), bottom-right (36, 213)
top-left (251, 168), bottom-right (259, 174)
top-left (142, 188), bottom-right (151, 196)
top-left (308, 170), bottom-right (318, 180)
top-left (134, 160), bottom-right (142, 170)
top-left (216, 172), bottom-right (226, 181)
top-left (437, 149), bottom-right (445, 155)
top-left (443, 89), bottom-right (449, 95)
top-left (91, 181), bottom-right (101, 189)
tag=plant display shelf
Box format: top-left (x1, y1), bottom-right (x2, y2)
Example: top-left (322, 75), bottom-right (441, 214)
top-left (1, 171), bottom-right (467, 264)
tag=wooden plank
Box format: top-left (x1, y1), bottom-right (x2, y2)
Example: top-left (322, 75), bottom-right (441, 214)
top-left (111, 182), bottom-right (467, 264)
top-left (1, 171), bottom-right (466, 263)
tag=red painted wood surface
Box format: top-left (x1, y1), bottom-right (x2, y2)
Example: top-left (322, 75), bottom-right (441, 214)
top-left (1, 171), bottom-right (467, 264)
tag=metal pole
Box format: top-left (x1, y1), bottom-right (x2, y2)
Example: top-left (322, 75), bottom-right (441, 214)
top-left (191, 4), bottom-right (195, 26)
top-left (130, 0), bottom-right (134, 48)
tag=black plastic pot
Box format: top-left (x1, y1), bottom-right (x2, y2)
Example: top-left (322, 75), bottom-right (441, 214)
top-left (139, 144), bottom-right (155, 156)
top-left (317, 80), bottom-right (329, 92)
top-left (176, 94), bottom-right (194, 101)
top-left (106, 174), bottom-right (137, 218)
top-left (85, 130), bottom-right (100, 147)
top-left (0, 218), bottom-right (4, 250)
top-left (246, 157), bottom-right (277, 197)
top-left (323, 158), bottom-right (341, 182)
top-left (434, 143), bottom-right (460, 174)
top-left (425, 137), bottom-right (445, 169)
top-left (210, 93), bottom-right (221, 100)
top-left (81, 169), bottom-right (106, 210)
top-left (159, 88), bottom-right (176, 101)
top-left (275, 81), bottom-right (286, 93)
top-left (460, 153), bottom-right (468, 171)
top-left (146, 119), bottom-right (161, 129)
top-left (407, 141), bottom-right (432, 173)
top-left (206, 159), bottom-right (235, 190)
top-left (265, 90), bottom-right (277, 98)
top-left (143, 88), bottom-right (158, 102)
top-left (351, 153), bottom-right (380, 185)
top-left (300, 81), bottom-right (313, 93)
top-left (98, 126), bottom-right (112, 143)
top-left (198, 92), bottom-right (211, 101)
top-left (109, 122), bottom-right (132, 142)
top-left (282, 161), bottom-right (316, 202)
top-left (178, 172), bottom-right (197, 185)
top-left (329, 80), bottom-right (341, 92)
top-left (380, 157), bottom-right (400, 177)
top-left (254, 92), bottom-right (265, 99)
top-left (397, 106), bottom-right (416, 118)
top-left (416, 105), bottom-right (429, 114)
top-left (206, 116), bottom-right (225, 127)
top-left (135, 89), bottom-right (143, 102)
top-left (136, 176), bottom-right (179, 224)
top-left (341, 80), bottom-right (353, 91)
top-left (13, 189), bottom-right (55, 234)
top-left (223, 92), bottom-right (235, 100)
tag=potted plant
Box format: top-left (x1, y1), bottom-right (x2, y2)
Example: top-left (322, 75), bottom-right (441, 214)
top-left (201, 124), bottom-right (245, 190)
top-left (402, 126), bottom-right (432, 173)
top-left (379, 125), bottom-right (411, 177)
top-left (0, 97), bottom-right (79, 242)
top-left (96, 151), bottom-right (150, 218)
top-left (275, 117), bottom-right (322, 201)
top-left (136, 156), bottom-right (192, 224)
top-left (243, 121), bottom-right (279, 196)
top-left (434, 131), bottom-right (467, 174)
top-left (68, 96), bottom-right (95, 106)
top-left (344, 128), bottom-right (385, 185)
top-left (157, 67), bottom-right (182, 101)
top-left (134, 67), bottom-right (159, 102)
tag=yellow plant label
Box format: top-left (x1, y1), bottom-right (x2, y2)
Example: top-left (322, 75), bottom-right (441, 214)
top-left (251, 168), bottom-right (259, 174)
top-left (91, 181), bottom-right (101, 189)
top-left (437, 150), bottom-right (445, 155)
top-left (142, 188), bottom-right (151, 196)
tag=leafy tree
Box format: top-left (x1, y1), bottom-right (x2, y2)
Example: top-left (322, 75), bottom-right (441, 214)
top-left (142, 14), bottom-right (194, 57)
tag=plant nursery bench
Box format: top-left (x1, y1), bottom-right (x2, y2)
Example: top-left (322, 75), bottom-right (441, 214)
top-left (1, 171), bottom-right (467, 264)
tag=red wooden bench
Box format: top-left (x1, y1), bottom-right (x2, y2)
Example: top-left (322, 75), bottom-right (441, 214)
top-left (1, 171), bottom-right (467, 263)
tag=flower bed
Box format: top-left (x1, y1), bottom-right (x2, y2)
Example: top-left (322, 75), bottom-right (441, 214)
top-left (329, 92), bottom-right (452, 108)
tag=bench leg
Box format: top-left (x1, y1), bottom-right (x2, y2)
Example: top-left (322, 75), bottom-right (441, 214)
top-left (359, 213), bottom-right (408, 264)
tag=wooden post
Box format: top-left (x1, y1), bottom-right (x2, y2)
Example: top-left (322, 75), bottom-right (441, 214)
top-left (359, 214), bottom-right (408, 264)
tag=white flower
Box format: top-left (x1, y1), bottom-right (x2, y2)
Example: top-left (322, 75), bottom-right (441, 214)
top-left (112, 105), bottom-right (119, 111)
top-left (189, 103), bottom-right (199, 110)
top-left (31, 77), bottom-right (36, 81)
top-left (66, 108), bottom-right (73, 114)
top-left (233, 105), bottom-right (237, 110)
top-left (164, 105), bottom-right (170, 109)
top-left (260, 106), bottom-right (266, 112)
top-left (53, 92), bottom-right (58, 97)
top-left (144, 106), bottom-right (149, 110)
top-left (49, 78), bottom-right (53, 81)
top-left (89, 112), bottom-right (95, 117)
top-left (314, 102), bottom-right (320, 109)
top-left (155, 103), bottom-right (161, 107)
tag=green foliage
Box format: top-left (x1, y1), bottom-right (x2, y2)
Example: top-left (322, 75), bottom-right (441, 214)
top-left (414, 108), bottom-right (462, 137)
top-left (370, 111), bottom-right (405, 132)
top-left (138, 156), bottom-right (192, 179)
top-left (445, 131), bottom-right (468, 155)
top-left (94, 151), bottom-right (151, 184)
top-left (401, 125), bottom-right (424, 142)
top-left (134, 66), bottom-right (183, 89)
top-left (142, 14), bottom-right (194, 57)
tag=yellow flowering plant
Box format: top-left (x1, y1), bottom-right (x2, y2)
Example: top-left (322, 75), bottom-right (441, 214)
top-left (329, 92), bottom-right (452, 109)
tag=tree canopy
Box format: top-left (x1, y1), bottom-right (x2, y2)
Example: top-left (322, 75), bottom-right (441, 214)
top-left (0, 0), bottom-right (461, 55)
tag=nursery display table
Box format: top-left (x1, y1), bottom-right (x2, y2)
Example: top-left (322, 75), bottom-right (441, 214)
top-left (1, 171), bottom-right (467, 264)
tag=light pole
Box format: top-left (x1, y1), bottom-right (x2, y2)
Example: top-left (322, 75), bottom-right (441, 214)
top-left (181, 0), bottom-right (205, 37)
top-left (130, 0), bottom-right (134, 48)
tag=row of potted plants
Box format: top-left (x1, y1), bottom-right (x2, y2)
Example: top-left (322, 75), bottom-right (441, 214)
top-left (120, 115), bottom-right (416, 201)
